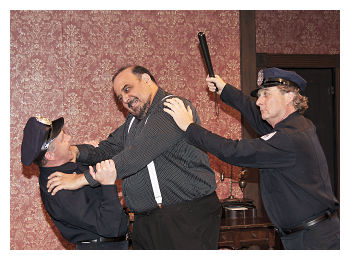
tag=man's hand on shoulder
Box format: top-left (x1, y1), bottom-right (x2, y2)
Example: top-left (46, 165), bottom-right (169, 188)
top-left (47, 171), bottom-right (88, 195)
top-left (163, 98), bottom-right (194, 131)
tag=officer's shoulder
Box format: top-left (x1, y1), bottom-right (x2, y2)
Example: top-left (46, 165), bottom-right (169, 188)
top-left (282, 114), bottom-right (314, 134)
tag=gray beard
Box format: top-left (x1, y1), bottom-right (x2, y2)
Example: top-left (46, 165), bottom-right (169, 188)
top-left (134, 98), bottom-right (151, 120)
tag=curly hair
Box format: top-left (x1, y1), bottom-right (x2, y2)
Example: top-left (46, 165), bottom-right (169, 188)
top-left (278, 85), bottom-right (309, 114)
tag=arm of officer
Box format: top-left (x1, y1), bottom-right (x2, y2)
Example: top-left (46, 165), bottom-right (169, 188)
top-left (47, 157), bottom-right (119, 196)
top-left (47, 171), bottom-right (89, 195)
top-left (87, 160), bottom-right (127, 237)
top-left (207, 75), bottom-right (272, 135)
top-left (44, 160), bottom-right (128, 238)
top-left (164, 97), bottom-right (295, 168)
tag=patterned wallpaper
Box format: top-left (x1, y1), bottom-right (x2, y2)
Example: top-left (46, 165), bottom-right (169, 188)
top-left (256, 10), bottom-right (340, 54)
top-left (10, 10), bottom-right (241, 249)
top-left (10, 10), bottom-right (340, 250)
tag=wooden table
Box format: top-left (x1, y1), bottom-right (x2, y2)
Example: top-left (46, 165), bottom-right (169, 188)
top-left (218, 217), bottom-right (276, 249)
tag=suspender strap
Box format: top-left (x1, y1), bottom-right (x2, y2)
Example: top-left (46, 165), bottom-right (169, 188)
top-left (126, 95), bottom-right (175, 206)
top-left (127, 117), bottom-right (135, 133)
top-left (147, 161), bottom-right (162, 205)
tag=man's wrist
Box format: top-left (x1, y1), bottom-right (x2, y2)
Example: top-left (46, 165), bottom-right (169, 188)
top-left (218, 83), bottom-right (228, 95)
top-left (78, 173), bottom-right (89, 186)
top-left (184, 121), bottom-right (194, 132)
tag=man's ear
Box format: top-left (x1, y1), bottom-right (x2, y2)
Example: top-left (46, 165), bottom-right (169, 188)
top-left (45, 151), bottom-right (54, 161)
top-left (141, 73), bottom-right (151, 85)
top-left (286, 92), bottom-right (295, 105)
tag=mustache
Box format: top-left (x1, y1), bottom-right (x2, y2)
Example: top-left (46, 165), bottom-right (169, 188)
top-left (127, 98), bottom-right (138, 109)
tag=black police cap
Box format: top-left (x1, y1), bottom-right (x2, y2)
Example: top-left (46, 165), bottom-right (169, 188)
top-left (21, 116), bottom-right (64, 166)
top-left (251, 67), bottom-right (307, 97)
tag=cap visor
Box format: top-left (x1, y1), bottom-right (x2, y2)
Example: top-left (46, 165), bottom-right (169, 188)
top-left (50, 117), bottom-right (64, 141)
top-left (250, 88), bottom-right (259, 97)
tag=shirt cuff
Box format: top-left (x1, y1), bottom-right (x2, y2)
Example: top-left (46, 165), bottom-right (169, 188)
top-left (100, 185), bottom-right (119, 200)
top-left (184, 123), bottom-right (197, 144)
top-left (83, 170), bottom-right (100, 187)
top-left (76, 144), bottom-right (90, 162)
top-left (220, 83), bottom-right (234, 99)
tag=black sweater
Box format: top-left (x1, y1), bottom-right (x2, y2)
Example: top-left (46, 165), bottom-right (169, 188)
top-left (39, 162), bottom-right (128, 243)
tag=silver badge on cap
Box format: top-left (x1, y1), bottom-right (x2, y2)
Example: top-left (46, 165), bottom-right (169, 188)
top-left (35, 116), bottom-right (52, 126)
top-left (257, 69), bottom-right (264, 86)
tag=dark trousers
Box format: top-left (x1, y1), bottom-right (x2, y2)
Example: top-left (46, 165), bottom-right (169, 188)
top-left (132, 192), bottom-right (222, 250)
top-left (76, 240), bottom-right (128, 250)
top-left (280, 213), bottom-right (340, 250)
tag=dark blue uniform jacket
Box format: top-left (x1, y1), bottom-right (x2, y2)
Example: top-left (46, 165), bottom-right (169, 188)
top-left (39, 162), bottom-right (128, 243)
top-left (185, 84), bottom-right (339, 230)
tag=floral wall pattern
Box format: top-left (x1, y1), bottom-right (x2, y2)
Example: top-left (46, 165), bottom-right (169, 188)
top-left (10, 10), bottom-right (340, 250)
top-left (10, 10), bottom-right (241, 249)
top-left (256, 10), bottom-right (340, 54)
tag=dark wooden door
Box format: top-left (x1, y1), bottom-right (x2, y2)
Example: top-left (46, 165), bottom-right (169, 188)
top-left (287, 68), bottom-right (338, 196)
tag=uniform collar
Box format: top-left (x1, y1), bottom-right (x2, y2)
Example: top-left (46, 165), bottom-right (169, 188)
top-left (39, 161), bottom-right (81, 177)
top-left (274, 111), bottom-right (300, 128)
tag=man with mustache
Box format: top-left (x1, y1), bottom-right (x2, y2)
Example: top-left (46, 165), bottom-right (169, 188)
top-left (163, 68), bottom-right (340, 250)
top-left (46, 66), bottom-right (221, 250)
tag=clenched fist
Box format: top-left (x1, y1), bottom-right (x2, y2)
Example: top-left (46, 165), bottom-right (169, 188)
top-left (89, 160), bottom-right (117, 185)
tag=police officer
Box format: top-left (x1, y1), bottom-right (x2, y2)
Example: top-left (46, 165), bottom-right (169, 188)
top-left (21, 116), bottom-right (129, 249)
top-left (164, 68), bottom-right (340, 250)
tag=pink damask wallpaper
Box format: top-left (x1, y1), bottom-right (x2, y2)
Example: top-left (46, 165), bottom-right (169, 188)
top-left (10, 10), bottom-right (241, 249)
top-left (10, 10), bottom-right (339, 250)
top-left (256, 10), bottom-right (340, 54)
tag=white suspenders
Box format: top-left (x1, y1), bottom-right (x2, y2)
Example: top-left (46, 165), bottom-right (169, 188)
top-left (147, 161), bottom-right (162, 206)
top-left (127, 95), bottom-right (174, 207)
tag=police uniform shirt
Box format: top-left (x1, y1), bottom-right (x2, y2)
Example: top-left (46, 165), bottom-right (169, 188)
top-left (184, 84), bottom-right (339, 230)
top-left (76, 87), bottom-right (217, 214)
top-left (39, 162), bottom-right (128, 243)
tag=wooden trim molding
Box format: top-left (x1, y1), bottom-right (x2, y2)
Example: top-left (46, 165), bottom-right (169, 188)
top-left (256, 53), bottom-right (339, 69)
